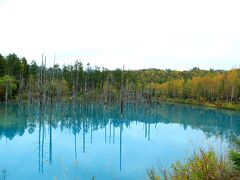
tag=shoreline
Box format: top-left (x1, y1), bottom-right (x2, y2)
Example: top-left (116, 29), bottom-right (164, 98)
top-left (157, 98), bottom-right (240, 111)
top-left (1, 97), bottom-right (240, 112)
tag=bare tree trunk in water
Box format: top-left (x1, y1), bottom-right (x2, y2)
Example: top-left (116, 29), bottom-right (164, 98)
top-left (231, 86), bottom-right (235, 101)
top-left (5, 86), bottom-right (8, 101)
top-left (76, 61), bottom-right (79, 103)
top-left (120, 66), bottom-right (124, 117)
top-left (104, 75), bottom-right (109, 105)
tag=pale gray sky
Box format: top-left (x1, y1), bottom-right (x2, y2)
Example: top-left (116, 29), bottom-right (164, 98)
top-left (0, 0), bottom-right (240, 70)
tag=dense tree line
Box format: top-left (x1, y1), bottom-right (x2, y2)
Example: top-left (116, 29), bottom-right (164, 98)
top-left (148, 68), bottom-right (240, 102)
top-left (0, 53), bottom-right (239, 107)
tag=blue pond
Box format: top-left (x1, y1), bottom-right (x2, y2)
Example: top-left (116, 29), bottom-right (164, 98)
top-left (0, 102), bottom-right (240, 179)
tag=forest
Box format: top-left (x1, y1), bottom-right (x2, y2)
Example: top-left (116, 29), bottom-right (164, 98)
top-left (0, 53), bottom-right (240, 109)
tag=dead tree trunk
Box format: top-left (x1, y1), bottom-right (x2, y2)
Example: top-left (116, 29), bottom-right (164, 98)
top-left (120, 66), bottom-right (124, 117)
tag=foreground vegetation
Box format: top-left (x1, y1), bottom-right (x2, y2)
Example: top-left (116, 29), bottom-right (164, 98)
top-left (0, 53), bottom-right (240, 110)
top-left (147, 138), bottom-right (240, 180)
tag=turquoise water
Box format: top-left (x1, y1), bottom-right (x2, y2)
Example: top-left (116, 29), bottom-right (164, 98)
top-left (0, 102), bottom-right (240, 180)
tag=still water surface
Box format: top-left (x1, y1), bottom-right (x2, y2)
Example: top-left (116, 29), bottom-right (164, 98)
top-left (0, 102), bottom-right (240, 179)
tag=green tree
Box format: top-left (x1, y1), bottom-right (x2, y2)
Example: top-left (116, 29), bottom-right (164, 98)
top-left (0, 75), bottom-right (17, 101)
top-left (0, 53), bottom-right (5, 76)
top-left (5, 54), bottom-right (21, 78)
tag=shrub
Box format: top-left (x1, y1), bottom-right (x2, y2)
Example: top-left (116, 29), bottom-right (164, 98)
top-left (229, 138), bottom-right (240, 171)
top-left (170, 149), bottom-right (233, 180)
top-left (147, 148), bottom-right (240, 180)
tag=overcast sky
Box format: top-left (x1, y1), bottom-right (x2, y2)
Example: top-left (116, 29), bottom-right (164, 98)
top-left (0, 0), bottom-right (240, 70)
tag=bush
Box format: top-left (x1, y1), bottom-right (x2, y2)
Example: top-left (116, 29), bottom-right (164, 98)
top-left (170, 149), bottom-right (232, 180)
top-left (147, 168), bottom-right (160, 180)
top-left (147, 148), bottom-right (240, 180)
top-left (229, 138), bottom-right (240, 171)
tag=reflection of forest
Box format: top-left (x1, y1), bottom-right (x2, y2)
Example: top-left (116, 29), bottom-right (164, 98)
top-left (0, 102), bottom-right (240, 141)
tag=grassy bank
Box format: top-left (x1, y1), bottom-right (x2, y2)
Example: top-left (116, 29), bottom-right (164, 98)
top-left (147, 139), bottom-right (240, 180)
